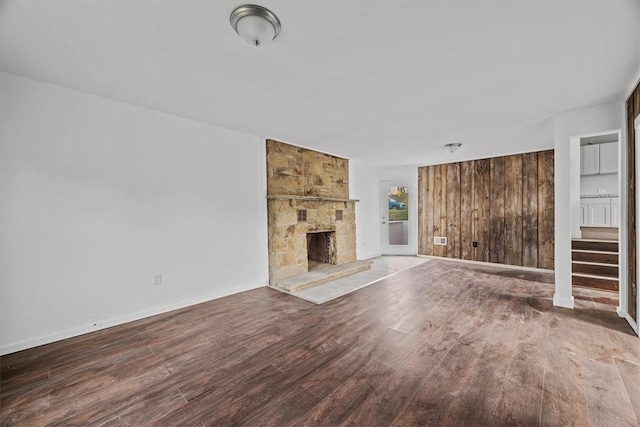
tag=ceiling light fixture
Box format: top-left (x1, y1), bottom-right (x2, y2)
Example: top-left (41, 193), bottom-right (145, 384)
top-left (230, 4), bottom-right (281, 47)
top-left (443, 143), bottom-right (462, 153)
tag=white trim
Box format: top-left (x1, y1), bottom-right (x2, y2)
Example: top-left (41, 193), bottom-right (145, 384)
top-left (620, 117), bottom-right (630, 321)
top-left (0, 281), bottom-right (267, 356)
top-left (634, 115), bottom-right (640, 334)
top-left (625, 313), bottom-right (639, 335)
top-left (259, 139), bottom-right (270, 281)
top-left (570, 136), bottom-right (582, 240)
top-left (553, 294), bottom-right (575, 309)
top-left (617, 125), bottom-right (626, 314)
top-left (571, 129), bottom-right (621, 140)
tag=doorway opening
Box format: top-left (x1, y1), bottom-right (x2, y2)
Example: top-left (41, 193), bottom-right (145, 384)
top-left (571, 131), bottom-right (621, 304)
top-left (380, 181), bottom-right (416, 255)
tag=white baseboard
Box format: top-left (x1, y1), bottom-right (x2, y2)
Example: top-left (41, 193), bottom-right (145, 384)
top-left (358, 252), bottom-right (382, 261)
top-left (571, 227), bottom-right (582, 240)
top-left (0, 280), bottom-right (267, 356)
top-left (553, 294), bottom-right (575, 309)
top-left (625, 313), bottom-right (639, 336)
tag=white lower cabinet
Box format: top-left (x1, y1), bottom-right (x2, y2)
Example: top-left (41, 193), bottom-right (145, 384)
top-left (611, 197), bottom-right (620, 227)
top-left (580, 197), bottom-right (619, 228)
top-left (580, 205), bottom-right (589, 226)
top-left (588, 202), bottom-right (610, 227)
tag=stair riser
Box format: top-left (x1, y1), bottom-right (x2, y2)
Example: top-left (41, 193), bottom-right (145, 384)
top-left (572, 275), bottom-right (619, 291)
top-left (571, 252), bottom-right (618, 264)
top-left (571, 241), bottom-right (618, 252)
top-left (571, 263), bottom-right (618, 277)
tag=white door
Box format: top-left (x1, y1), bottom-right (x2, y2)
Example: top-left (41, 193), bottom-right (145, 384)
top-left (380, 181), bottom-right (416, 255)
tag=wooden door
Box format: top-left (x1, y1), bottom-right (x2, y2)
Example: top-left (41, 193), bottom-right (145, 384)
top-left (627, 84), bottom-right (639, 335)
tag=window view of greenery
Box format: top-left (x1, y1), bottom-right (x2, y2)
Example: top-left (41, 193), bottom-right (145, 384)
top-left (388, 186), bottom-right (408, 221)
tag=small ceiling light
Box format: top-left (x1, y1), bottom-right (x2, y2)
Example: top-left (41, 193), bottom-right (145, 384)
top-left (443, 143), bottom-right (462, 153)
top-left (230, 4), bottom-right (281, 47)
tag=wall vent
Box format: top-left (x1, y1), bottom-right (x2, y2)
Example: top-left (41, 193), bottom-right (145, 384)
top-left (434, 236), bottom-right (447, 246)
top-left (297, 209), bottom-right (307, 222)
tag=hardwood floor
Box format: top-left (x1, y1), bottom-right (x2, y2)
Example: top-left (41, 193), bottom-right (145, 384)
top-left (2, 259), bottom-right (639, 426)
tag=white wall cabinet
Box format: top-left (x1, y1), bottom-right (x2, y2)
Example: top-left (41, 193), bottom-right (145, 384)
top-left (580, 197), bottom-right (619, 228)
top-left (599, 142), bottom-right (618, 174)
top-left (580, 142), bottom-right (618, 176)
top-left (580, 145), bottom-right (600, 175)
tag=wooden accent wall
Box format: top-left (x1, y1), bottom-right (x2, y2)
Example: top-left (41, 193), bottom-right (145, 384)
top-left (418, 150), bottom-right (554, 269)
top-left (627, 83), bottom-right (640, 321)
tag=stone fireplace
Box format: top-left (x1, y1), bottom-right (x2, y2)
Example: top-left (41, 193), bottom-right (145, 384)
top-left (266, 140), bottom-right (358, 286)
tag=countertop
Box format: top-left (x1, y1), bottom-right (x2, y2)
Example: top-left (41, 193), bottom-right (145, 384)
top-left (580, 194), bottom-right (618, 199)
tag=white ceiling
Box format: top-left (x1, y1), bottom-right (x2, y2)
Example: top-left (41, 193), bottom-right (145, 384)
top-left (1, 0), bottom-right (639, 166)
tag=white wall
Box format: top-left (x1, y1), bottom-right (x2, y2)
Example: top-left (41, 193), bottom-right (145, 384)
top-left (553, 101), bottom-right (625, 309)
top-left (0, 72), bottom-right (268, 355)
top-left (581, 173), bottom-right (619, 195)
top-left (378, 166), bottom-right (419, 183)
top-left (349, 164), bottom-right (420, 258)
top-left (349, 160), bottom-right (381, 260)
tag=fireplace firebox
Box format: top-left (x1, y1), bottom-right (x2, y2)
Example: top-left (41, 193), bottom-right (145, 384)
top-left (307, 231), bottom-right (337, 270)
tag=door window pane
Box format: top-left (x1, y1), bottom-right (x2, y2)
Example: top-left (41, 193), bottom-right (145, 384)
top-left (388, 186), bottom-right (409, 245)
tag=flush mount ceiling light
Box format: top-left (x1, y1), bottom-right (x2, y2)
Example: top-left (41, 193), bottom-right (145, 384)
top-left (443, 143), bottom-right (462, 153)
top-left (230, 4), bottom-right (281, 47)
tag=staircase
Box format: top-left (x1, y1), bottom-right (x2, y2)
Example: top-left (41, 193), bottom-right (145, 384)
top-left (571, 239), bottom-right (619, 291)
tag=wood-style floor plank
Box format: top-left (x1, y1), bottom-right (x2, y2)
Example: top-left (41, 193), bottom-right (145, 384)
top-left (615, 357), bottom-right (640, 422)
top-left (1, 259), bottom-right (638, 426)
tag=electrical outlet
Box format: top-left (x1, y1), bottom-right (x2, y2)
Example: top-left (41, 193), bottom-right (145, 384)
top-left (153, 273), bottom-right (163, 286)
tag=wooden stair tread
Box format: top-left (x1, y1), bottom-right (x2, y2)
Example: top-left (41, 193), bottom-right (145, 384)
top-left (571, 238), bottom-right (618, 243)
top-left (572, 273), bottom-right (619, 291)
top-left (571, 249), bottom-right (618, 255)
top-left (571, 249), bottom-right (618, 265)
top-left (572, 272), bottom-right (619, 281)
top-left (571, 240), bottom-right (618, 252)
top-left (571, 260), bottom-right (619, 267)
